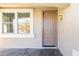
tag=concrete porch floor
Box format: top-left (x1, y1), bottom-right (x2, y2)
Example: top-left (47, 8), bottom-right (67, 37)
top-left (0, 48), bottom-right (63, 56)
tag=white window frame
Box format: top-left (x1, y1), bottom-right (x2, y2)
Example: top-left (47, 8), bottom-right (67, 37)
top-left (0, 9), bottom-right (34, 38)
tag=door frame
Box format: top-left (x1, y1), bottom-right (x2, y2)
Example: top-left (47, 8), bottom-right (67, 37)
top-left (42, 10), bottom-right (58, 47)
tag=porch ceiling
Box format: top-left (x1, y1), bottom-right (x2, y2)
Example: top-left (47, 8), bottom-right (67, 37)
top-left (0, 3), bottom-right (70, 9)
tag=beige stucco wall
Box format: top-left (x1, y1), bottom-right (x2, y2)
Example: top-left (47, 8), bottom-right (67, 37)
top-left (58, 3), bottom-right (79, 56)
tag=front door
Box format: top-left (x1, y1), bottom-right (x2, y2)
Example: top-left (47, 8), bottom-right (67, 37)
top-left (43, 10), bottom-right (58, 47)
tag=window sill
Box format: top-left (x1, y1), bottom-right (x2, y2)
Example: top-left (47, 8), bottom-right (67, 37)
top-left (0, 34), bottom-right (34, 39)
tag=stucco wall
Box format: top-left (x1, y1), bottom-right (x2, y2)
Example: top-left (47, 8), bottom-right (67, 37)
top-left (58, 3), bottom-right (79, 56)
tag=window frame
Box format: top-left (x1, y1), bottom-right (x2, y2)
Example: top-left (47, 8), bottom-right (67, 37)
top-left (0, 9), bottom-right (34, 38)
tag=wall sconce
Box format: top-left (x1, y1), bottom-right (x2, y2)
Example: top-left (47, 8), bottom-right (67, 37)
top-left (58, 15), bottom-right (62, 21)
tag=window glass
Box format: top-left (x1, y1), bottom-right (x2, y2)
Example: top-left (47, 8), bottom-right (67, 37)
top-left (18, 13), bottom-right (30, 34)
top-left (2, 23), bottom-right (13, 33)
top-left (3, 13), bottom-right (15, 22)
top-left (2, 13), bottom-right (15, 33)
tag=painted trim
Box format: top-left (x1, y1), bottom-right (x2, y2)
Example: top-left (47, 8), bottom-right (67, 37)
top-left (0, 34), bottom-right (34, 39)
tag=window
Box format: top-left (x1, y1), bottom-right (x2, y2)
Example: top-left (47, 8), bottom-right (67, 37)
top-left (0, 9), bottom-right (34, 38)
